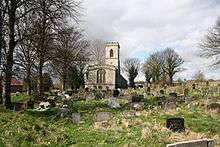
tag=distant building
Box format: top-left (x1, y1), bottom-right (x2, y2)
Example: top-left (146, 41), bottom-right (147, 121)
top-left (85, 42), bottom-right (127, 90)
top-left (11, 78), bottom-right (24, 92)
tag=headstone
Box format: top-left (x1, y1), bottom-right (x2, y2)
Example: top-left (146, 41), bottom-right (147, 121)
top-left (166, 101), bottom-right (177, 109)
top-left (95, 112), bottom-right (112, 122)
top-left (123, 111), bottom-right (136, 119)
top-left (147, 87), bottom-right (151, 93)
top-left (169, 92), bottom-right (177, 98)
top-left (160, 89), bottom-right (165, 95)
top-left (27, 100), bottom-right (34, 109)
top-left (132, 102), bottom-right (145, 110)
top-left (131, 94), bottom-right (144, 103)
top-left (184, 88), bottom-right (189, 96)
top-left (39, 102), bottom-right (50, 109)
top-left (155, 96), bottom-right (166, 106)
top-left (72, 113), bottom-right (81, 124)
top-left (192, 83), bottom-right (196, 90)
top-left (166, 139), bottom-right (214, 147)
top-left (13, 102), bottom-right (28, 111)
top-left (108, 97), bottom-right (120, 108)
top-left (166, 117), bottom-right (185, 132)
top-left (57, 107), bottom-right (69, 117)
top-left (207, 103), bottom-right (220, 112)
top-left (47, 99), bottom-right (56, 107)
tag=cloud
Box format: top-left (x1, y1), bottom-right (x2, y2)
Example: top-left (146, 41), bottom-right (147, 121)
top-left (81, 0), bottom-right (220, 80)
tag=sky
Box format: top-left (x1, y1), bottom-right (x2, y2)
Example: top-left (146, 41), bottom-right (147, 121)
top-left (80, 0), bottom-right (220, 81)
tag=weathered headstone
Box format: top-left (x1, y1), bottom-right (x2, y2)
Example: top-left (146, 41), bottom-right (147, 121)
top-left (166, 117), bottom-right (185, 132)
top-left (155, 96), bottom-right (166, 107)
top-left (131, 94), bottom-right (144, 103)
top-left (169, 92), bottom-right (177, 98)
top-left (13, 101), bottom-right (28, 111)
top-left (166, 100), bottom-right (177, 109)
top-left (95, 112), bottom-right (112, 122)
top-left (184, 88), bottom-right (189, 96)
top-left (166, 139), bottom-right (214, 147)
top-left (72, 113), bottom-right (81, 124)
top-left (123, 111), bottom-right (136, 119)
top-left (160, 89), bottom-right (165, 95)
top-left (207, 103), bottom-right (220, 112)
top-left (132, 102), bottom-right (145, 110)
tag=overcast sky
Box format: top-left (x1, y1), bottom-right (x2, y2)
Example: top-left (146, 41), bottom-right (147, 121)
top-left (81, 0), bottom-right (220, 81)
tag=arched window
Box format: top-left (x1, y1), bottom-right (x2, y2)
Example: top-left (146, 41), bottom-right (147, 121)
top-left (97, 69), bottom-right (106, 84)
top-left (110, 49), bottom-right (114, 58)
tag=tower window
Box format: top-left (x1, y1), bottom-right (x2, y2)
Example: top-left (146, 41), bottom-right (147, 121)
top-left (110, 49), bottom-right (114, 58)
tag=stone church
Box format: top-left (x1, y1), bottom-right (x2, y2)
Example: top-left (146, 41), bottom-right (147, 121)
top-left (85, 42), bottom-right (127, 90)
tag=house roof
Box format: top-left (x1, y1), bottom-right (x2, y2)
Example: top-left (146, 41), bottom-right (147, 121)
top-left (11, 78), bottom-right (23, 86)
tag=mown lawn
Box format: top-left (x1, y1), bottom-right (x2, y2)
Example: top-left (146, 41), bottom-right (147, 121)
top-left (1, 96), bottom-right (220, 146)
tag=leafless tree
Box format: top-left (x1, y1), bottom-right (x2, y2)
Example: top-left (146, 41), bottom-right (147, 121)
top-left (4, 0), bottom-right (36, 109)
top-left (200, 17), bottom-right (220, 68)
top-left (88, 39), bottom-right (106, 65)
top-left (28, 0), bottom-right (81, 100)
top-left (162, 48), bottom-right (184, 85)
top-left (193, 70), bottom-right (206, 82)
top-left (143, 52), bottom-right (164, 84)
top-left (50, 28), bottom-right (89, 91)
top-left (123, 58), bottom-right (140, 88)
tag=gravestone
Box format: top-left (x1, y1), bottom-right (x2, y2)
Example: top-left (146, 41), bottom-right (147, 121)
top-left (27, 100), bottom-right (34, 109)
top-left (47, 99), bottom-right (56, 107)
top-left (123, 111), bottom-right (136, 119)
top-left (131, 94), bottom-right (144, 103)
top-left (132, 102), bottom-right (145, 110)
top-left (160, 89), bottom-right (165, 95)
top-left (72, 113), bottom-right (81, 124)
top-left (147, 87), bottom-right (151, 93)
top-left (95, 112), bottom-right (112, 122)
top-left (13, 101), bottom-right (28, 111)
top-left (166, 139), bottom-right (214, 147)
top-left (207, 103), bottom-right (220, 112)
top-left (155, 96), bottom-right (166, 106)
top-left (166, 100), bottom-right (177, 109)
top-left (184, 88), bottom-right (189, 96)
top-left (192, 83), bottom-right (196, 90)
top-left (166, 117), bottom-right (185, 132)
top-left (169, 92), bottom-right (177, 98)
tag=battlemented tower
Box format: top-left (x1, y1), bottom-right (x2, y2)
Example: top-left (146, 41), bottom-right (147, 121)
top-left (105, 42), bottom-right (120, 70)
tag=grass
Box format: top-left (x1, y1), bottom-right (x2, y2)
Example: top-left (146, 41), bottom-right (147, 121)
top-left (1, 92), bottom-right (220, 146)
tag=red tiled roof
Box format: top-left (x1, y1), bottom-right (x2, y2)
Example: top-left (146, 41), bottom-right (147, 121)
top-left (11, 78), bottom-right (23, 86)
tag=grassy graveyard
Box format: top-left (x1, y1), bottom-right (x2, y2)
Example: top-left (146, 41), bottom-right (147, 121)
top-left (1, 85), bottom-right (220, 146)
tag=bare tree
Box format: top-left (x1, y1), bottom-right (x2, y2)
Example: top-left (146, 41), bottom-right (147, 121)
top-left (123, 58), bottom-right (140, 88)
top-left (50, 28), bottom-right (89, 91)
top-left (200, 17), bottom-right (220, 68)
top-left (4, 0), bottom-right (36, 109)
top-left (144, 52), bottom-right (164, 84)
top-left (142, 63), bottom-right (152, 85)
top-left (29, 0), bottom-right (81, 100)
top-left (162, 48), bottom-right (184, 85)
top-left (193, 70), bottom-right (206, 82)
top-left (89, 39), bottom-right (106, 64)
top-left (0, 0), bottom-right (5, 104)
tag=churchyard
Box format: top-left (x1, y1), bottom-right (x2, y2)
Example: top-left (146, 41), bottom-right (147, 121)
top-left (1, 83), bottom-right (220, 146)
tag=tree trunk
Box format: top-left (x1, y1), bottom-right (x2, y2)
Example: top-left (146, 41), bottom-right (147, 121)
top-left (0, 77), bottom-right (3, 104)
top-left (0, 0), bottom-right (3, 104)
top-left (169, 74), bottom-right (173, 86)
top-left (62, 74), bottom-right (66, 92)
top-left (26, 66), bottom-right (31, 95)
top-left (5, 1), bottom-right (16, 109)
top-left (37, 58), bottom-right (44, 100)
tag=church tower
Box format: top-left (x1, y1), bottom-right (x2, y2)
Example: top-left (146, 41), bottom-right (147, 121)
top-left (105, 42), bottom-right (120, 69)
